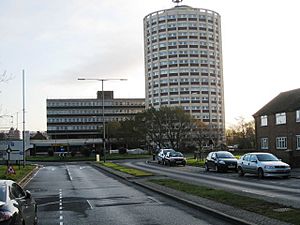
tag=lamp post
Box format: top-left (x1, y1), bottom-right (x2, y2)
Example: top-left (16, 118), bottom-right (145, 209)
top-left (78, 78), bottom-right (127, 162)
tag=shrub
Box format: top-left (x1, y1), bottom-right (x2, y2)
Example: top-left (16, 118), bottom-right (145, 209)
top-left (119, 147), bottom-right (127, 154)
top-left (48, 149), bottom-right (54, 157)
top-left (80, 147), bottom-right (91, 157)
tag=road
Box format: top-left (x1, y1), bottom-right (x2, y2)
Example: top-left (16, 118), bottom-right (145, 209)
top-left (122, 160), bottom-right (300, 208)
top-left (25, 162), bottom-right (232, 225)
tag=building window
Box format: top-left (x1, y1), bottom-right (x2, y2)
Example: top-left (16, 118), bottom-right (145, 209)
top-left (296, 110), bottom-right (300, 122)
top-left (276, 112), bottom-right (286, 125)
top-left (260, 138), bottom-right (268, 150)
top-left (260, 115), bottom-right (268, 126)
top-left (297, 135), bottom-right (300, 150)
top-left (276, 137), bottom-right (287, 149)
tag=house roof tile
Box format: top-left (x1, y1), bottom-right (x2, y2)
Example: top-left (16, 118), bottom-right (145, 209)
top-left (253, 88), bottom-right (300, 117)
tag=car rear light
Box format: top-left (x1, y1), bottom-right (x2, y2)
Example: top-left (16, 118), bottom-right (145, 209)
top-left (0, 211), bottom-right (13, 222)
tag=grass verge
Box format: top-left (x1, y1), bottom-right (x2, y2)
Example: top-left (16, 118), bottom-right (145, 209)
top-left (27, 154), bottom-right (150, 162)
top-left (0, 165), bottom-right (36, 182)
top-left (186, 158), bottom-right (205, 167)
top-left (99, 162), bottom-right (153, 177)
top-left (150, 179), bottom-right (300, 225)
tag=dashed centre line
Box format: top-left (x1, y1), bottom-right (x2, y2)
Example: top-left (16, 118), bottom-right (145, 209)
top-left (59, 189), bottom-right (63, 225)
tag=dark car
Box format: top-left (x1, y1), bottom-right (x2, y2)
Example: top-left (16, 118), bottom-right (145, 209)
top-left (0, 180), bottom-right (37, 225)
top-left (157, 149), bottom-right (176, 165)
top-left (164, 151), bottom-right (186, 166)
top-left (205, 151), bottom-right (238, 172)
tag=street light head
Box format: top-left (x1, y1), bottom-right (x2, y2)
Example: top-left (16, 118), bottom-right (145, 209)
top-left (120, 79), bottom-right (128, 81)
top-left (77, 78), bottom-right (86, 81)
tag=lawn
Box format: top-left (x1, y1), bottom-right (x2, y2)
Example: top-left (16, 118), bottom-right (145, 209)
top-left (186, 158), bottom-right (205, 167)
top-left (0, 165), bottom-right (36, 182)
top-left (27, 153), bottom-right (151, 162)
top-left (99, 162), bottom-right (153, 177)
top-left (150, 179), bottom-right (300, 225)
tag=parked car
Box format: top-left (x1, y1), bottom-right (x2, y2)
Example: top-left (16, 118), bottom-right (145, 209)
top-left (204, 151), bottom-right (238, 172)
top-left (0, 180), bottom-right (38, 225)
top-left (157, 149), bottom-right (176, 165)
top-left (237, 152), bottom-right (291, 178)
top-left (164, 151), bottom-right (186, 166)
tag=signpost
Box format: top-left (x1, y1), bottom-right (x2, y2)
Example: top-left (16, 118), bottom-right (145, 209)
top-left (0, 141), bottom-right (25, 162)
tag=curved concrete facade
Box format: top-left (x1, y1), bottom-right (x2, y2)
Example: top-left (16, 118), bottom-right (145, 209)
top-left (144, 5), bottom-right (225, 143)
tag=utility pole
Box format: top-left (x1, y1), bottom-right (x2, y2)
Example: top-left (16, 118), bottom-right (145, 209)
top-left (22, 69), bottom-right (26, 167)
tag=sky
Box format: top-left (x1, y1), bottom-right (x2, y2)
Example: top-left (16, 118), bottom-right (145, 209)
top-left (0, 0), bottom-right (300, 131)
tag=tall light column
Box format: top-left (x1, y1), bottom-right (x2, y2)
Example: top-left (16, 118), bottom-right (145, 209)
top-left (78, 78), bottom-right (127, 162)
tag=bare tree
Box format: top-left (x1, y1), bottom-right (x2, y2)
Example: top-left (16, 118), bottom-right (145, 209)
top-left (0, 70), bottom-right (13, 94)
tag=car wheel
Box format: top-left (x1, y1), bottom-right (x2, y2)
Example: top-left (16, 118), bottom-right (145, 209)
top-left (182, 162), bottom-right (186, 167)
top-left (258, 168), bottom-right (264, 179)
top-left (34, 207), bottom-right (38, 225)
top-left (204, 163), bottom-right (209, 172)
top-left (238, 167), bottom-right (244, 177)
top-left (34, 216), bottom-right (38, 225)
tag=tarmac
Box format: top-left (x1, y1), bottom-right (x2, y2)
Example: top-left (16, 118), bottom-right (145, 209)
top-left (91, 162), bottom-right (300, 225)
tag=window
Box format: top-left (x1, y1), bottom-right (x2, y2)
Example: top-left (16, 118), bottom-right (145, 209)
top-left (297, 135), bottom-right (300, 150)
top-left (260, 138), bottom-right (268, 150)
top-left (276, 137), bottom-right (287, 149)
top-left (276, 112), bottom-right (286, 125)
top-left (11, 183), bottom-right (25, 199)
top-left (260, 115), bottom-right (268, 127)
top-left (296, 110), bottom-right (300, 122)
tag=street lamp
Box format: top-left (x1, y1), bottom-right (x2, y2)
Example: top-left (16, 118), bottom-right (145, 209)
top-left (78, 77), bottom-right (127, 162)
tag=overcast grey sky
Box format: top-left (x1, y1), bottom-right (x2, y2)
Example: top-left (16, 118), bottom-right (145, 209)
top-left (1, 0), bottom-right (300, 131)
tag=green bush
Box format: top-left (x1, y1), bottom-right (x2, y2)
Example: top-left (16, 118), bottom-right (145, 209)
top-left (48, 149), bottom-right (54, 157)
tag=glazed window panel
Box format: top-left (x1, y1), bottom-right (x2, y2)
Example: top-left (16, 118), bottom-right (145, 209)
top-left (260, 138), bottom-right (268, 150)
top-left (276, 112), bottom-right (286, 125)
top-left (276, 137), bottom-right (287, 150)
top-left (296, 110), bottom-right (300, 122)
top-left (295, 135), bottom-right (300, 150)
top-left (260, 115), bottom-right (268, 126)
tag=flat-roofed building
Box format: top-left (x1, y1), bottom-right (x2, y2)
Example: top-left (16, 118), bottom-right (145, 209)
top-left (143, 3), bottom-right (225, 144)
top-left (47, 91), bottom-right (145, 140)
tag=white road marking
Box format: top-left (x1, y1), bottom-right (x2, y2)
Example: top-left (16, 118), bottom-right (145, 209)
top-left (87, 200), bottom-right (93, 209)
top-left (147, 196), bottom-right (162, 204)
top-left (242, 189), bottom-right (277, 198)
top-left (66, 167), bottom-right (73, 181)
top-left (59, 189), bottom-right (63, 225)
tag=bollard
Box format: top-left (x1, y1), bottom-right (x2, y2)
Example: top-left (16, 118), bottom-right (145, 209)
top-left (96, 154), bottom-right (100, 162)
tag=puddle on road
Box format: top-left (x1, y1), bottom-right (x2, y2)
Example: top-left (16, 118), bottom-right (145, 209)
top-left (36, 196), bottom-right (91, 218)
top-left (35, 194), bottom-right (160, 218)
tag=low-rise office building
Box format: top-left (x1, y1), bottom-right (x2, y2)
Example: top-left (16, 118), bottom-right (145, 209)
top-left (47, 91), bottom-right (145, 140)
top-left (253, 88), bottom-right (300, 167)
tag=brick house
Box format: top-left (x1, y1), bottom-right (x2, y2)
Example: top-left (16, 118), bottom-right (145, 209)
top-left (253, 88), bottom-right (300, 168)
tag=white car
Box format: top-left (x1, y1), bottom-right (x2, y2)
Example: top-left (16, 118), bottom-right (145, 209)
top-left (237, 152), bottom-right (291, 178)
top-left (157, 149), bottom-right (176, 165)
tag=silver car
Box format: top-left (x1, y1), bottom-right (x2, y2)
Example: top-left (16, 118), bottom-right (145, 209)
top-left (237, 152), bottom-right (291, 178)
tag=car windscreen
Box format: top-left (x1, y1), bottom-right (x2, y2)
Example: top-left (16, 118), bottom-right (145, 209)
top-left (0, 185), bottom-right (6, 202)
top-left (257, 154), bottom-right (278, 162)
top-left (163, 149), bottom-right (175, 154)
top-left (216, 152), bottom-right (234, 159)
top-left (170, 152), bottom-right (183, 157)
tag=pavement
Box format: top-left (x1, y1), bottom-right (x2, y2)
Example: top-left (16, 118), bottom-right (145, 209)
top-left (91, 162), bottom-right (299, 225)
